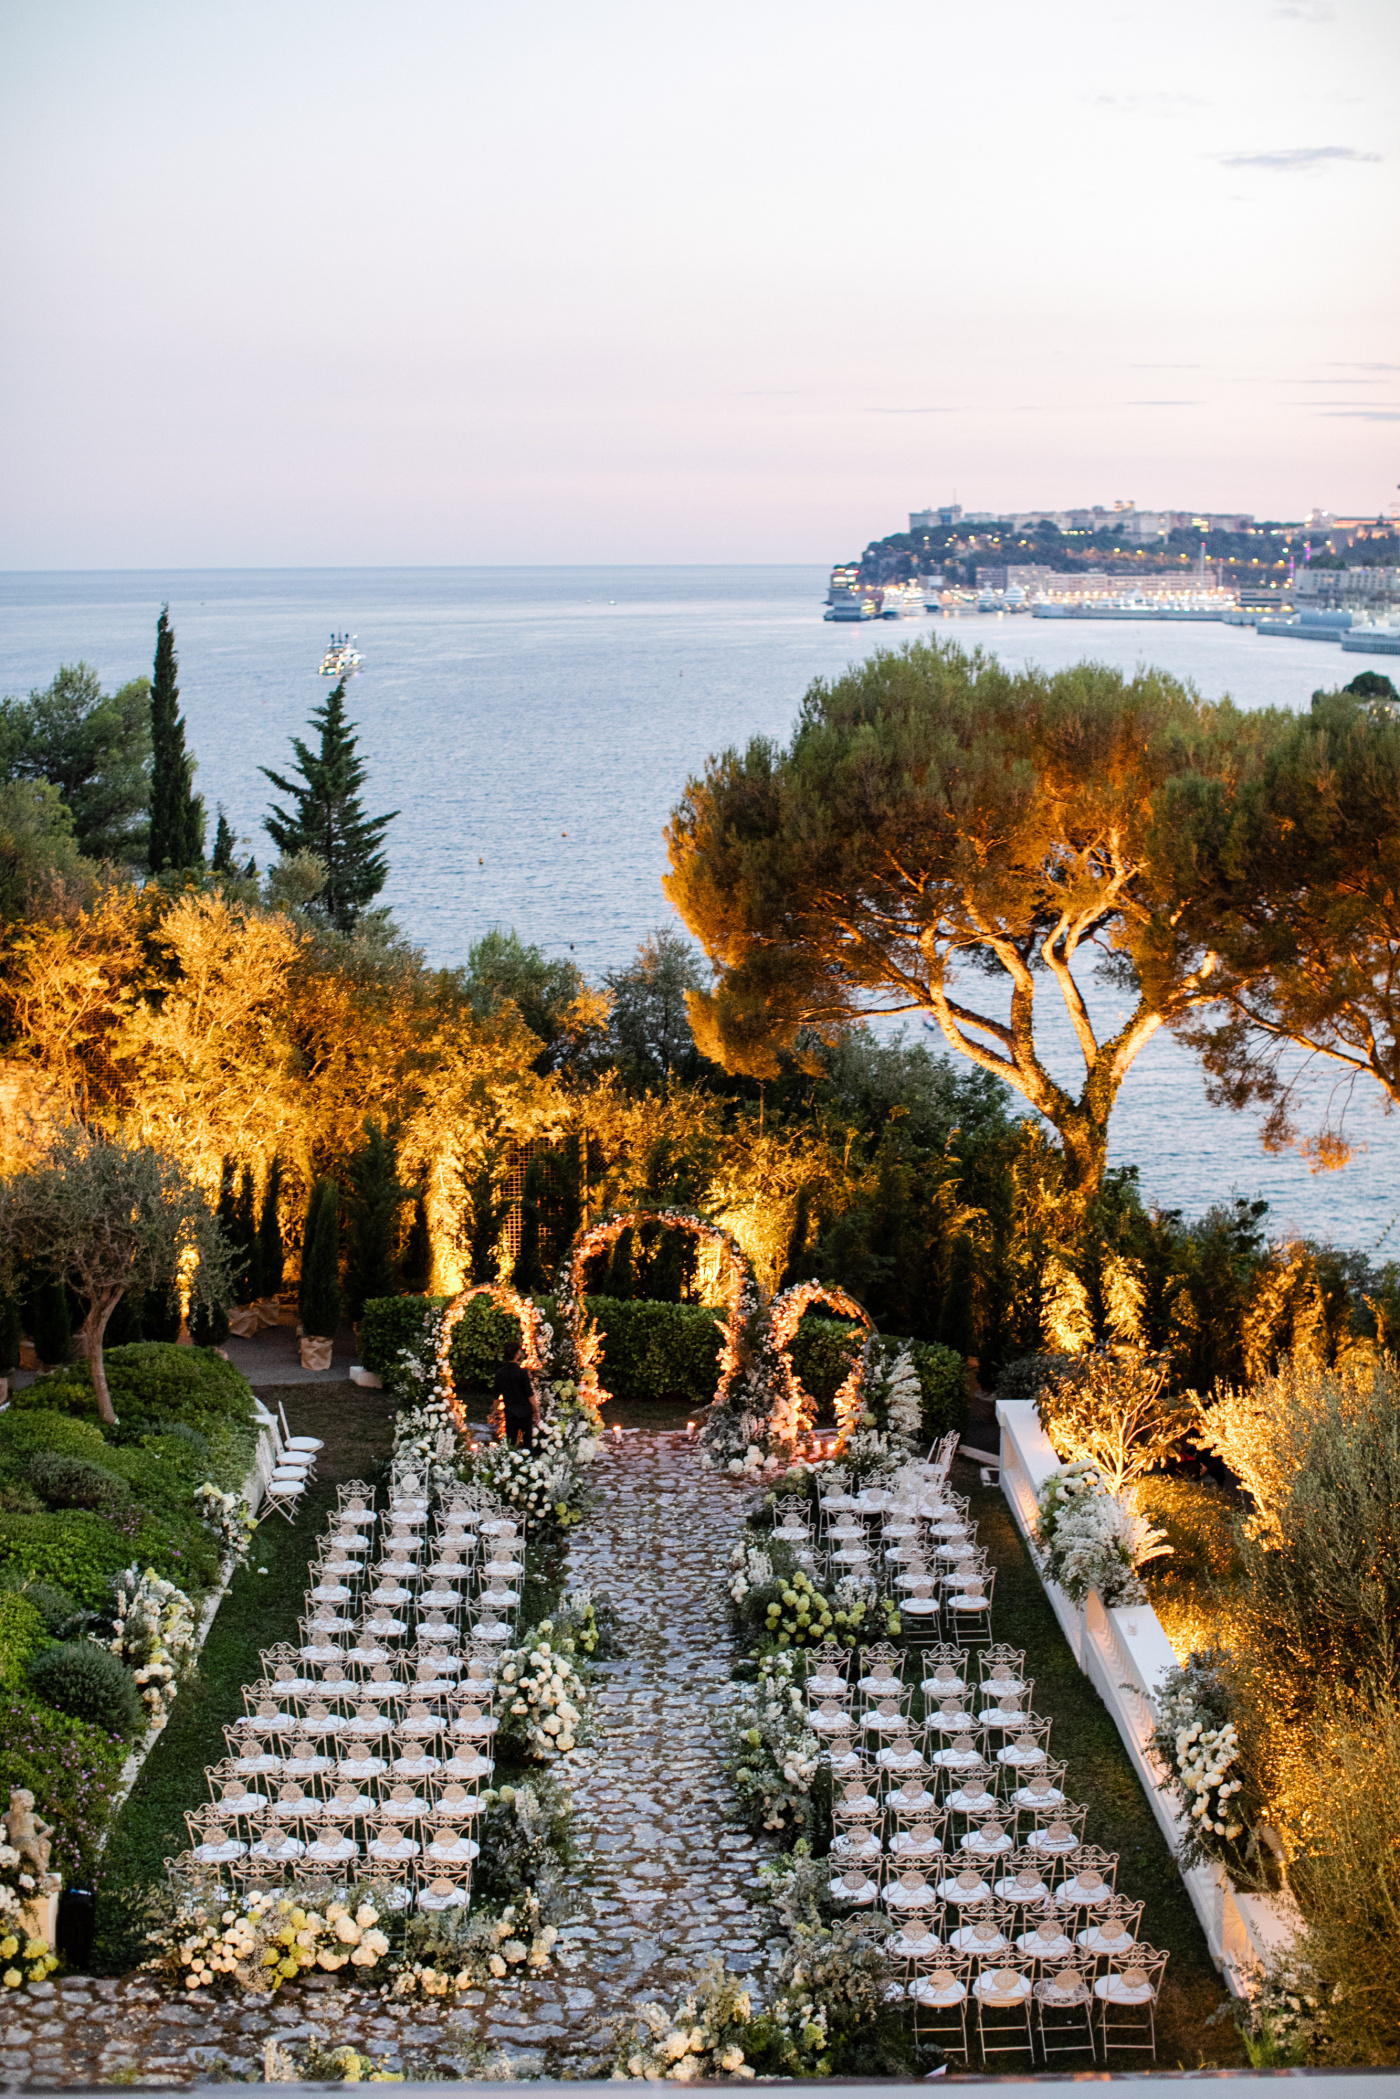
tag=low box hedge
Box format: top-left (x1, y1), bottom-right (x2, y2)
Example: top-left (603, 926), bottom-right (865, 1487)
top-left (359, 1291), bottom-right (966, 1434)
top-left (13, 1344), bottom-right (259, 1490)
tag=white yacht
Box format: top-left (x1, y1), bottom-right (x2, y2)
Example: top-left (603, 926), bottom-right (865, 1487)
top-left (318, 632), bottom-right (364, 676)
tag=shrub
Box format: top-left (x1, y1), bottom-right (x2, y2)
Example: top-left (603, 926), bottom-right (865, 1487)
top-left (996, 1351), bottom-right (1082, 1398)
top-left (0, 1592), bottom-right (47, 1690)
top-left (0, 1691), bottom-right (126, 1877)
top-left (911, 1339), bottom-right (967, 1441)
top-left (0, 1510), bottom-right (147, 1605)
top-left (0, 1570), bottom-right (79, 1636)
top-left (1036, 1348), bottom-right (1193, 1496)
top-left (13, 1343), bottom-right (256, 1436)
top-left (588, 1297), bottom-right (722, 1405)
top-left (360, 1293), bottom-right (447, 1377)
top-left (299, 1176), bottom-right (342, 1339)
top-left (28, 1450), bottom-right (129, 1513)
top-left (0, 1409), bottom-right (109, 1465)
top-left (29, 1639), bottom-right (144, 1738)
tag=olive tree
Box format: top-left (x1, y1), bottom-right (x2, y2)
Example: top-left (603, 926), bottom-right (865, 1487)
top-left (0, 1128), bottom-right (235, 1424)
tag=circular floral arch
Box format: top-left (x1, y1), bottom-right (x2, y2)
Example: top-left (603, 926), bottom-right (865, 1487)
top-left (436, 1281), bottom-right (550, 1435)
top-left (553, 1208), bottom-right (759, 1417)
top-left (764, 1281), bottom-right (878, 1450)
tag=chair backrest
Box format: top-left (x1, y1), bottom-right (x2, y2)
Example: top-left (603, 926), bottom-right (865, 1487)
top-left (1106, 1945), bottom-right (1168, 1997)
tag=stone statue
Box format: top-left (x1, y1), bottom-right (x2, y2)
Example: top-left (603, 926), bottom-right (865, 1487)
top-left (3, 1788), bottom-right (54, 1882)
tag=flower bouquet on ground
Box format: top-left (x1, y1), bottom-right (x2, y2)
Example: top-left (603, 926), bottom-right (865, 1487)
top-left (387, 1888), bottom-right (558, 1996)
top-left (727, 1530), bottom-right (900, 1653)
top-left (0, 1836), bottom-right (58, 1990)
top-left (494, 1633), bottom-right (589, 1760)
top-left (195, 1482), bottom-right (257, 1561)
top-left (722, 1650), bottom-right (822, 1839)
top-left (141, 1873), bottom-right (392, 1995)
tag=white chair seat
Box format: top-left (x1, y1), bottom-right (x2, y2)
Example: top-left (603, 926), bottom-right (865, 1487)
top-left (1095, 1976), bottom-right (1154, 2004)
top-left (974, 1969), bottom-right (1031, 2003)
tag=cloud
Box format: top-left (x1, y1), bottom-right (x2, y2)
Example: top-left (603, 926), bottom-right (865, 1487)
top-left (1131, 363), bottom-right (1203, 371)
top-left (1216, 145), bottom-right (1380, 171)
top-left (1326, 361), bottom-right (1400, 372)
top-left (1125, 399), bottom-right (1201, 407)
top-left (863, 407), bottom-right (956, 416)
top-left (1317, 408), bottom-right (1400, 421)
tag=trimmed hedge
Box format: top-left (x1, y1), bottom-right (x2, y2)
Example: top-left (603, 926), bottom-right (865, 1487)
top-left (29, 1640), bottom-right (143, 1740)
top-left (359, 1291), bottom-right (966, 1433)
top-left (0, 1690), bottom-right (126, 1879)
top-left (13, 1344), bottom-right (259, 1490)
top-left (0, 1591), bottom-right (47, 1690)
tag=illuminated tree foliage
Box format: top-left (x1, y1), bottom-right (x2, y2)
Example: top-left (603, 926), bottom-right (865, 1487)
top-left (1163, 681), bottom-right (1400, 1166)
top-left (664, 639), bottom-right (1242, 1216)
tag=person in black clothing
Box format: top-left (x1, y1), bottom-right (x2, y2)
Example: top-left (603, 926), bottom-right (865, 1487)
top-left (494, 1339), bottom-right (539, 1450)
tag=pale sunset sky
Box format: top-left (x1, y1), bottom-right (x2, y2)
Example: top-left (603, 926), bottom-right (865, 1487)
top-left (1, 0), bottom-right (1396, 566)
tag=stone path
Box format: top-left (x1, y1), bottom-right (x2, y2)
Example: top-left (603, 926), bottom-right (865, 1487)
top-left (0, 1432), bottom-right (763, 2084)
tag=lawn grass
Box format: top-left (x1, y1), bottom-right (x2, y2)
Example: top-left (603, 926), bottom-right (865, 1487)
top-left (961, 1458), bottom-right (1244, 2069)
top-left (90, 1381), bottom-right (394, 1975)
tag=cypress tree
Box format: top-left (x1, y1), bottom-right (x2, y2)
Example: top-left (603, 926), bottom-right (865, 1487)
top-left (466, 1166), bottom-right (505, 1284)
top-left (300, 1178), bottom-right (342, 1340)
top-left (399, 1190), bottom-right (432, 1294)
top-left (602, 1226), bottom-right (635, 1301)
top-left (211, 806), bottom-right (236, 873)
top-left (234, 1166), bottom-right (261, 1302)
top-left (512, 1158), bottom-right (548, 1296)
top-left (142, 1276), bottom-right (184, 1344)
top-left (260, 682), bottom-right (398, 933)
top-left (148, 606), bottom-right (205, 872)
top-left (345, 1123), bottom-right (404, 1320)
top-left (258, 1158), bottom-right (285, 1298)
top-left (937, 1234), bottom-right (978, 1357)
top-left (780, 1186), bottom-right (813, 1291)
top-left (0, 1289), bottom-right (22, 1376)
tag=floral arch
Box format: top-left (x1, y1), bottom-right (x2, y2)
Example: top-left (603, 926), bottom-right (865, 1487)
top-left (764, 1280), bottom-right (877, 1449)
top-left (436, 1281), bottom-right (550, 1435)
top-left (553, 1209), bottom-right (759, 1417)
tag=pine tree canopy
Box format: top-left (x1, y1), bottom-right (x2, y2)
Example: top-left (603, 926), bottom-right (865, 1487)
top-left (260, 681), bottom-right (397, 933)
top-left (148, 606), bottom-right (205, 873)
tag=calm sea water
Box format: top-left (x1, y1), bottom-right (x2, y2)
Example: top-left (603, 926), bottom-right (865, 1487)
top-left (1, 565), bottom-right (1394, 1250)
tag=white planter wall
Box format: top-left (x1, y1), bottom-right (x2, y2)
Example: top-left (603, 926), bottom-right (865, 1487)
top-left (996, 1399), bottom-right (1301, 1991)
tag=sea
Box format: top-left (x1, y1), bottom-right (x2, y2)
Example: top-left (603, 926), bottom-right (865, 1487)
top-left (1, 565), bottom-right (1394, 1254)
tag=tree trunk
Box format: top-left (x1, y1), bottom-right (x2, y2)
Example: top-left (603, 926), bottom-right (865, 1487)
top-left (86, 1292), bottom-right (122, 1425)
top-left (1054, 1106), bottom-right (1111, 1229)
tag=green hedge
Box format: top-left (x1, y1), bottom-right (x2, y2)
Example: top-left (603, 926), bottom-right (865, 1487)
top-left (0, 1592), bottom-right (47, 1690)
top-left (13, 1344), bottom-right (259, 1490)
top-left (0, 1690), bottom-right (126, 1879)
top-left (359, 1292), bottom-right (966, 1431)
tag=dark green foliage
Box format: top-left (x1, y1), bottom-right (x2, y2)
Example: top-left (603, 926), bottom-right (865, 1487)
top-left (448, 1296), bottom-right (528, 1394)
top-left (0, 1592), bottom-right (47, 1689)
top-left (0, 1290), bottom-right (21, 1375)
top-left (0, 1511), bottom-right (142, 1606)
top-left (30, 1275), bottom-right (72, 1367)
top-left (0, 1408), bottom-right (108, 1467)
top-left (234, 1167), bottom-right (261, 1301)
top-left (141, 1277), bottom-right (184, 1344)
top-left (189, 1295), bottom-right (230, 1347)
top-left (0, 1566), bottom-right (80, 1637)
top-left (399, 1191), bottom-right (432, 1294)
top-left (344, 1125), bottom-right (404, 1321)
top-left (261, 680), bottom-right (397, 932)
top-left (29, 1640), bottom-right (143, 1739)
top-left (512, 1157), bottom-right (549, 1296)
top-left (642, 1218), bottom-right (696, 1304)
top-left (587, 1296), bottom-right (723, 1404)
top-left (780, 1185), bottom-right (813, 1291)
top-left (995, 1353), bottom-right (1083, 1399)
top-left (601, 1226), bottom-right (636, 1300)
top-left (911, 1340), bottom-right (967, 1441)
top-left (463, 929), bottom-right (584, 1072)
top-left (9, 1345), bottom-right (257, 1491)
top-left (210, 805), bottom-right (236, 873)
top-left (466, 1164), bottom-right (505, 1284)
top-left (359, 1293), bottom-right (449, 1379)
top-left (0, 777), bottom-right (91, 920)
top-left (937, 1233), bottom-right (978, 1355)
top-left (258, 1157), bottom-right (285, 1297)
top-left (0, 1691), bottom-right (126, 1879)
top-left (0, 661), bottom-right (152, 862)
top-left (147, 607), bottom-right (205, 873)
top-left (299, 1177), bottom-right (342, 1339)
top-left (604, 925), bottom-right (704, 1083)
top-left (28, 1450), bottom-right (128, 1513)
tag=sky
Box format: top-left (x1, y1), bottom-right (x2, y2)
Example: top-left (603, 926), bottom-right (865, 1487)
top-left (1, 0), bottom-right (1397, 568)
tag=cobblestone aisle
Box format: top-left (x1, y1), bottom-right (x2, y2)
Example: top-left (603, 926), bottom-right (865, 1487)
top-left (0, 1431), bottom-right (761, 2086)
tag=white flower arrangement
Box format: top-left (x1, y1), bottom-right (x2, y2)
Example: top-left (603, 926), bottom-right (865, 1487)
top-left (195, 1482), bottom-right (257, 1560)
top-left (388, 1890), bottom-right (558, 1994)
top-left (1151, 1652), bottom-right (1260, 1876)
top-left (106, 1564), bottom-right (197, 1729)
top-left (495, 1635), bottom-right (588, 1760)
top-left (144, 1882), bottom-right (390, 1995)
top-left (882, 1347), bottom-right (922, 1454)
top-left (0, 1845), bottom-right (58, 1990)
top-left (1034, 1463), bottom-right (1170, 1607)
top-left (614, 1953), bottom-right (759, 2081)
top-left (723, 1651), bottom-right (822, 1835)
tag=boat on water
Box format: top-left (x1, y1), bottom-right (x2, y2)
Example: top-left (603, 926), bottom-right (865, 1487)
top-left (824, 596), bottom-right (880, 622)
top-left (878, 581), bottom-right (926, 618)
top-left (318, 632), bottom-right (364, 676)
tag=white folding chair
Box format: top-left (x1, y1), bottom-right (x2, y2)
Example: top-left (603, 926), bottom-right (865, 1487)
top-left (279, 1399), bottom-right (326, 1457)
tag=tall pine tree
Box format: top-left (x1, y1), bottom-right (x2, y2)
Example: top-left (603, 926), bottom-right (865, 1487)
top-left (148, 606), bottom-right (205, 872)
top-left (260, 682), bottom-right (397, 933)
